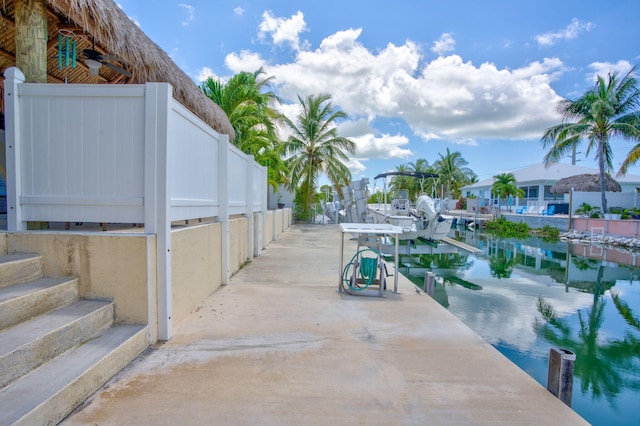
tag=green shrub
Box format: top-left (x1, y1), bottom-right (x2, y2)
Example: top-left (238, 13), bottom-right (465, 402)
top-left (540, 225), bottom-right (560, 239)
top-left (485, 217), bottom-right (530, 237)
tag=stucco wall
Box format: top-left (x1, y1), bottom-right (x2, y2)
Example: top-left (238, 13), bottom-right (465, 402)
top-left (5, 232), bottom-right (156, 339)
top-left (265, 210), bottom-right (274, 246)
top-left (229, 217), bottom-right (249, 274)
top-left (504, 213), bottom-right (570, 232)
top-left (275, 209), bottom-right (284, 235)
top-left (0, 233), bottom-right (6, 254)
top-left (572, 218), bottom-right (640, 237)
top-left (2, 211), bottom-right (292, 343)
top-left (171, 222), bottom-right (222, 324)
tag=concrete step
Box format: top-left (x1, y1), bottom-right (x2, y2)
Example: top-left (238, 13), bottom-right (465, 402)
top-left (0, 300), bottom-right (114, 389)
top-left (0, 277), bottom-right (79, 330)
top-left (0, 254), bottom-right (43, 288)
top-left (0, 324), bottom-right (148, 426)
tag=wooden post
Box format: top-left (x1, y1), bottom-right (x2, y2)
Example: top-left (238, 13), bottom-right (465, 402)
top-left (424, 271), bottom-right (435, 297)
top-left (15, 0), bottom-right (48, 83)
top-left (547, 348), bottom-right (576, 407)
top-left (16, 0), bottom-right (49, 229)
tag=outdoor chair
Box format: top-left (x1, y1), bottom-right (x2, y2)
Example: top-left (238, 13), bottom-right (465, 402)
top-left (542, 205), bottom-right (555, 215)
top-left (516, 206), bottom-right (527, 214)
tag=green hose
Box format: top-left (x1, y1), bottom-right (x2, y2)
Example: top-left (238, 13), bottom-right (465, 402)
top-left (343, 248), bottom-right (380, 291)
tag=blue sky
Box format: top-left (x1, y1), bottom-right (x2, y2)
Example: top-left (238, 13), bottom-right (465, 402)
top-left (117, 0), bottom-right (640, 183)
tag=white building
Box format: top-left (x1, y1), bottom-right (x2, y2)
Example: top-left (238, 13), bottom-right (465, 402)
top-left (459, 162), bottom-right (640, 208)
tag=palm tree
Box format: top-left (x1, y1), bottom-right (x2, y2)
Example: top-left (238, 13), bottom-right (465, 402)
top-left (283, 94), bottom-right (356, 216)
top-left (535, 265), bottom-right (640, 403)
top-left (433, 148), bottom-right (477, 199)
top-left (541, 66), bottom-right (640, 214)
top-left (492, 173), bottom-right (524, 211)
top-left (389, 160), bottom-right (435, 200)
top-left (201, 68), bottom-right (287, 189)
top-left (389, 163), bottom-right (414, 198)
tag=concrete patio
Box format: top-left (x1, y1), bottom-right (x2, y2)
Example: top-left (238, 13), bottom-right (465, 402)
top-left (62, 223), bottom-right (587, 425)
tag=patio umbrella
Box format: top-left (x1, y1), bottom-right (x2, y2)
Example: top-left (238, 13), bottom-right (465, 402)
top-left (549, 173), bottom-right (621, 194)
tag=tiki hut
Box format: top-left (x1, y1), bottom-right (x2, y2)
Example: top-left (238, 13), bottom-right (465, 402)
top-left (0, 0), bottom-right (234, 138)
top-left (549, 173), bottom-right (622, 194)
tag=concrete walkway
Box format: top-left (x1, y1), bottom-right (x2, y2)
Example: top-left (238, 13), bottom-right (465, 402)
top-left (63, 224), bottom-right (587, 425)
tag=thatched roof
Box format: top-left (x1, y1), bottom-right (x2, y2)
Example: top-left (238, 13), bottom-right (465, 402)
top-left (549, 173), bottom-right (622, 194)
top-left (0, 0), bottom-right (234, 138)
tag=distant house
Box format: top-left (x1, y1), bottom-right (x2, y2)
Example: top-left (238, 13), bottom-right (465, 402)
top-left (459, 162), bottom-right (640, 206)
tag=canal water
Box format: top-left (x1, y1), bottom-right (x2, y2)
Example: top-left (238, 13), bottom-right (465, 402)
top-left (395, 228), bottom-right (640, 426)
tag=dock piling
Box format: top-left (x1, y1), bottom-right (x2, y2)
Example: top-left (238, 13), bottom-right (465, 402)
top-left (424, 271), bottom-right (435, 297)
top-left (546, 348), bottom-right (576, 407)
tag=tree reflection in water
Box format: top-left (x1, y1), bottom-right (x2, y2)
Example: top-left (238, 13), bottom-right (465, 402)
top-left (400, 230), bottom-right (640, 423)
top-left (536, 265), bottom-right (640, 403)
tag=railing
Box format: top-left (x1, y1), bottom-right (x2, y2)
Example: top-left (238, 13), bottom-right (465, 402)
top-left (3, 67), bottom-right (268, 339)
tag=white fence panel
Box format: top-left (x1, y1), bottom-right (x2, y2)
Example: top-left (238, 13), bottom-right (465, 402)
top-left (253, 163), bottom-right (265, 209)
top-left (17, 84), bottom-right (146, 223)
top-left (5, 73), bottom-right (268, 228)
top-left (167, 99), bottom-right (220, 221)
top-left (228, 144), bottom-right (248, 215)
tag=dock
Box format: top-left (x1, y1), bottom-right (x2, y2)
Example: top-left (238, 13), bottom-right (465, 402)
top-left (449, 209), bottom-right (495, 228)
top-left (442, 236), bottom-right (484, 253)
top-left (63, 224), bottom-right (587, 426)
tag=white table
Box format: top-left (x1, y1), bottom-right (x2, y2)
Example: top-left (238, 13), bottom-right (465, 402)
top-left (338, 223), bottom-right (403, 295)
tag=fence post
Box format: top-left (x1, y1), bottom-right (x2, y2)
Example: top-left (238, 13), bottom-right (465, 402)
top-left (424, 271), bottom-right (435, 297)
top-left (246, 155), bottom-right (255, 261)
top-left (547, 348), bottom-right (576, 407)
top-left (4, 67), bottom-right (26, 231)
top-left (219, 134), bottom-right (230, 285)
top-left (144, 82), bottom-right (173, 341)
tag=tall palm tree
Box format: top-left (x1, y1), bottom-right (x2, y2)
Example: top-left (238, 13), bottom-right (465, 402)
top-left (492, 173), bottom-right (524, 211)
top-left (433, 148), bottom-right (477, 199)
top-left (201, 68), bottom-right (287, 189)
top-left (408, 158), bottom-right (437, 198)
top-left (541, 66), bottom-right (640, 214)
top-left (389, 163), bottom-right (415, 198)
top-left (283, 94), bottom-right (356, 215)
top-left (389, 160), bottom-right (435, 200)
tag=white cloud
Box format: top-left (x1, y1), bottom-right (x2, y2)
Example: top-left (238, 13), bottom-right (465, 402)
top-left (346, 158), bottom-right (366, 174)
top-left (588, 60), bottom-right (634, 82)
top-left (351, 133), bottom-right (413, 159)
top-left (337, 119), bottom-right (375, 138)
top-left (196, 67), bottom-right (218, 83)
top-left (179, 3), bottom-right (195, 27)
top-left (535, 18), bottom-right (594, 46)
top-left (256, 28), bottom-right (563, 143)
top-left (451, 137), bottom-right (478, 146)
top-left (234, 6), bottom-right (245, 16)
top-left (431, 33), bottom-right (456, 56)
top-left (227, 17), bottom-right (567, 162)
top-left (225, 50), bottom-right (266, 73)
top-left (336, 119), bottom-right (412, 159)
top-left (258, 11), bottom-right (308, 51)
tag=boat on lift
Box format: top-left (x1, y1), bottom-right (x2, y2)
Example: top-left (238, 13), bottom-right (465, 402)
top-left (367, 171), bottom-right (454, 242)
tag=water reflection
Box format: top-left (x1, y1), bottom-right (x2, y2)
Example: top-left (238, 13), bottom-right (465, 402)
top-left (395, 229), bottom-right (640, 426)
top-left (536, 266), bottom-right (640, 404)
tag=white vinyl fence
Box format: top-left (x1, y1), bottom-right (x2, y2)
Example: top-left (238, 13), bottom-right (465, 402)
top-left (3, 67), bottom-right (268, 339)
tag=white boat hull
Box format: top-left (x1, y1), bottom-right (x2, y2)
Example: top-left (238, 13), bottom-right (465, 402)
top-left (368, 204), bottom-right (453, 241)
